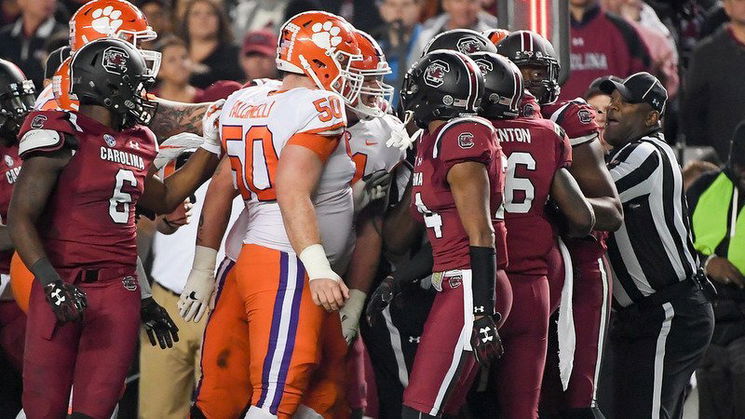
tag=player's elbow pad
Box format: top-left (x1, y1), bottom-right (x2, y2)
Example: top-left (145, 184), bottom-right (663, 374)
top-left (470, 246), bottom-right (496, 316)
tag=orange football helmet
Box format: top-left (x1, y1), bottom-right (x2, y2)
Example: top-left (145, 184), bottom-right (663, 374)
top-left (52, 58), bottom-right (79, 111)
top-left (276, 11), bottom-right (363, 105)
top-left (69, 0), bottom-right (160, 77)
top-left (484, 29), bottom-right (510, 45)
top-left (350, 30), bottom-right (393, 119)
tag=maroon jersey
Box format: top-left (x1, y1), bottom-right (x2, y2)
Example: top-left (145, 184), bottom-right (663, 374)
top-left (411, 117), bottom-right (507, 272)
top-left (519, 91), bottom-right (542, 120)
top-left (18, 111), bottom-right (157, 270)
top-left (498, 118), bottom-right (572, 275)
top-left (0, 144), bottom-right (21, 274)
top-left (542, 98), bottom-right (600, 147)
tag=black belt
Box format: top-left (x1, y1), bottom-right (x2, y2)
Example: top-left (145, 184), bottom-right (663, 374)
top-left (76, 270), bottom-right (99, 283)
top-left (623, 273), bottom-right (709, 314)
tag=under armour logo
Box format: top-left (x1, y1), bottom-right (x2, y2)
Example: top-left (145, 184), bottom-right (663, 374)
top-left (474, 306), bottom-right (485, 313)
top-left (479, 327), bottom-right (493, 342)
top-left (408, 336), bottom-right (421, 343)
top-left (51, 289), bottom-right (65, 306)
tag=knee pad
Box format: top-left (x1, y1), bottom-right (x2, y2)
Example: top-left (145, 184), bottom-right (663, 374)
top-left (561, 407), bottom-right (606, 419)
top-left (243, 406), bottom-right (278, 419)
top-left (401, 405), bottom-right (438, 419)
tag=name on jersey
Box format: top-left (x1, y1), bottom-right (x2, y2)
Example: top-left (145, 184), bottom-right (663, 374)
top-left (412, 171), bottom-right (423, 186)
top-left (100, 146), bottom-right (145, 170)
top-left (5, 166), bottom-right (20, 185)
top-left (496, 128), bottom-right (532, 144)
top-left (570, 52), bottom-right (608, 71)
top-left (228, 100), bottom-right (275, 119)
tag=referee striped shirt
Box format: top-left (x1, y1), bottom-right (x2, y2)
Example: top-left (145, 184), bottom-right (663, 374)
top-left (606, 132), bottom-right (699, 307)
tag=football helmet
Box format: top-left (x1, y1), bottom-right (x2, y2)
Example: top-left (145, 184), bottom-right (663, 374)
top-left (350, 30), bottom-right (393, 120)
top-left (52, 58), bottom-right (79, 111)
top-left (70, 38), bottom-right (157, 128)
top-left (400, 50), bottom-right (484, 129)
top-left (496, 30), bottom-right (560, 105)
top-left (276, 11), bottom-right (363, 104)
top-left (483, 29), bottom-right (510, 46)
top-left (422, 29), bottom-right (497, 56)
top-left (469, 52), bottom-right (523, 120)
top-left (0, 59), bottom-right (36, 140)
top-left (70, 0), bottom-right (160, 76)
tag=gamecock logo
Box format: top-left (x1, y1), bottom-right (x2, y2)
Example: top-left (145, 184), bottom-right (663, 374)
top-left (30, 114), bottom-right (47, 129)
top-left (474, 58), bottom-right (493, 75)
top-left (102, 47), bottom-right (129, 75)
top-left (424, 60), bottom-right (449, 88)
top-left (458, 132), bottom-right (474, 149)
top-left (578, 108), bottom-right (593, 124)
top-left (457, 37), bottom-right (483, 54)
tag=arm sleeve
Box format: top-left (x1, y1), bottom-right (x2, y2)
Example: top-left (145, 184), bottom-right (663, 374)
top-left (607, 142), bottom-right (660, 203)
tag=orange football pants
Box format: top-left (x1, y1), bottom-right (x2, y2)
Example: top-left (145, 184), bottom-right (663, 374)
top-left (194, 244), bottom-right (348, 419)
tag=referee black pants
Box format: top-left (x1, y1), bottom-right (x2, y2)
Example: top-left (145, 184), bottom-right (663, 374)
top-left (608, 284), bottom-right (713, 419)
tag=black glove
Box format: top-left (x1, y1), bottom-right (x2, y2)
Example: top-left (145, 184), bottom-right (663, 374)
top-left (471, 315), bottom-right (503, 366)
top-left (43, 280), bottom-right (87, 322)
top-left (141, 297), bottom-right (180, 349)
top-left (366, 275), bottom-right (400, 327)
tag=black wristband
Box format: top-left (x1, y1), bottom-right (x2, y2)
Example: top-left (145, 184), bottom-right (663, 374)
top-left (393, 242), bottom-right (434, 285)
top-left (470, 246), bottom-right (496, 316)
top-left (29, 257), bottom-right (62, 287)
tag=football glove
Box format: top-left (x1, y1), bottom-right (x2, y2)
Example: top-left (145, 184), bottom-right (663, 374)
top-left (339, 289), bottom-right (366, 344)
top-left (471, 315), bottom-right (504, 366)
top-left (43, 280), bottom-right (87, 323)
top-left (352, 169), bottom-right (392, 214)
top-left (178, 246), bottom-right (217, 322)
top-left (385, 125), bottom-right (421, 151)
top-left (154, 132), bottom-right (204, 171)
top-left (141, 297), bottom-right (180, 349)
top-left (200, 99), bottom-right (224, 156)
top-left (366, 275), bottom-right (399, 327)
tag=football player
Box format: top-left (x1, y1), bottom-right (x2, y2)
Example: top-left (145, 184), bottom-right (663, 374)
top-left (8, 38), bottom-right (221, 418)
top-left (472, 51), bottom-right (594, 419)
top-left (498, 30), bottom-right (623, 418)
top-left (0, 58), bottom-right (35, 417)
top-left (398, 49), bottom-right (511, 418)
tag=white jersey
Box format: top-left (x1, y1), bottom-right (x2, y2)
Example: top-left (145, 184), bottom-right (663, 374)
top-left (33, 84), bottom-right (57, 110)
top-left (348, 114), bottom-right (409, 202)
top-left (220, 84), bottom-right (356, 272)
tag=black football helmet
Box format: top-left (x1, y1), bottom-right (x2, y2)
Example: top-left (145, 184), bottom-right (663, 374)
top-left (70, 38), bottom-right (157, 128)
top-left (423, 29), bottom-right (497, 56)
top-left (400, 50), bottom-right (485, 129)
top-left (496, 30), bottom-right (560, 105)
top-left (0, 59), bottom-right (36, 141)
top-left (469, 52), bottom-right (523, 120)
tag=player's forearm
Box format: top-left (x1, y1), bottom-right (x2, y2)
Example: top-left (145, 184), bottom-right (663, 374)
top-left (278, 191), bottom-right (323, 255)
top-left (552, 168), bottom-right (596, 238)
top-left (196, 158), bottom-right (237, 250)
top-left (449, 162), bottom-right (495, 248)
top-left (143, 150), bottom-right (219, 214)
top-left (0, 226), bottom-right (13, 251)
top-left (345, 216), bottom-right (383, 293)
top-left (150, 99), bottom-right (211, 139)
top-left (585, 196), bottom-right (622, 232)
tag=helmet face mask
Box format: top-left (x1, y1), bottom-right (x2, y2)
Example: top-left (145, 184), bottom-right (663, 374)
top-left (0, 60), bottom-right (36, 139)
top-left (349, 30), bottom-right (394, 120)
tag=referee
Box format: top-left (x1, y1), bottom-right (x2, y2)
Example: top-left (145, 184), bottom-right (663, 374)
top-left (600, 72), bottom-right (714, 419)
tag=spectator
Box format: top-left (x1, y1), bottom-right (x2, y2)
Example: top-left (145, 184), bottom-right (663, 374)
top-left (283, 0), bottom-right (323, 22)
top-left (682, 160), bottom-right (719, 191)
top-left (604, 0), bottom-right (679, 97)
top-left (239, 29), bottom-right (278, 84)
top-left (687, 121), bottom-right (745, 419)
top-left (180, 0), bottom-right (243, 89)
top-left (410, 0), bottom-right (498, 60)
top-left (153, 36), bottom-right (203, 103)
top-left (137, 0), bottom-right (173, 49)
top-left (0, 0), bottom-right (20, 26)
top-left (561, 0), bottom-right (650, 101)
top-left (701, 2), bottom-right (730, 39)
top-left (373, 0), bottom-right (424, 104)
top-left (682, 0), bottom-right (745, 162)
top-left (0, 0), bottom-right (66, 88)
top-left (231, 0), bottom-right (289, 38)
top-left (585, 75), bottom-right (622, 152)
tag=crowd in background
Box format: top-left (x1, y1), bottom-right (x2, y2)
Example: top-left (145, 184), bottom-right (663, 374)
top-left (2, 0), bottom-right (745, 417)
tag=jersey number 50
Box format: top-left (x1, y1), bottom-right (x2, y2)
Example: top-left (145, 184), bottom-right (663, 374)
top-left (222, 125), bottom-right (279, 201)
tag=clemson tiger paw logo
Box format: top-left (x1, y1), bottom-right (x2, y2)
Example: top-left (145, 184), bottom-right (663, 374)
top-left (91, 6), bottom-right (123, 34)
top-left (310, 21), bottom-right (342, 50)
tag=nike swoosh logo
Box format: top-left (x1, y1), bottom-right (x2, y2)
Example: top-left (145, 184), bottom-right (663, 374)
top-left (365, 140), bottom-right (378, 146)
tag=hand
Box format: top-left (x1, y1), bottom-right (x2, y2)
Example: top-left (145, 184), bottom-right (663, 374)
top-left (352, 170), bottom-right (393, 213)
top-left (154, 132), bottom-right (205, 171)
top-left (142, 297), bottom-right (180, 349)
top-left (177, 266), bottom-right (215, 322)
top-left (201, 99), bottom-right (225, 156)
top-left (471, 315), bottom-right (504, 366)
top-left (366, 275), bottom-right (399, 327)
top-left (44, 280), bottom-right (87, 322)
top-left (386, 126), bottom-right (421, 151)
top-left (339, 289), bottom-right (366, 344)
top-left (163, 201), bottom-right (193, 228)
top-left (705, 256), bottom-right (745, 288)
top-left (310, 278), bottom-right (349, 312)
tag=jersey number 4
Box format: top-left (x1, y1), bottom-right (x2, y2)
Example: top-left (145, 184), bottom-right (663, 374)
top-left (504, 152), bottom-right (536, 214)
top-left (223, 125), bottom-right (279, 201)
top-left (109, 169), bottom-right (136, 224)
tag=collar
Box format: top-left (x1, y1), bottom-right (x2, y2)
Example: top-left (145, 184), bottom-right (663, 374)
top-left (11, 16), bottom-right (57, 38)
top-left (727, 25), bottom-right (745, 49)
top-left (571, 4), bottom-right (601, 28)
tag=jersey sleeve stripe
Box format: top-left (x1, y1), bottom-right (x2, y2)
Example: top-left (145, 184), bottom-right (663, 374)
top-left (298, 121), bottom-right (347, 136)
top-left (570, 132), bottom-right (598, 147)
top-left (287, 132), bottom-right (340, 162)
